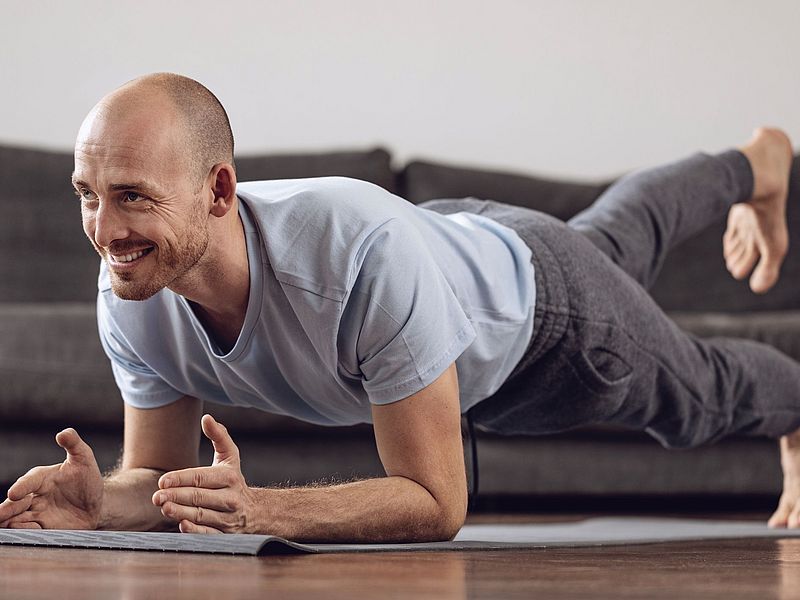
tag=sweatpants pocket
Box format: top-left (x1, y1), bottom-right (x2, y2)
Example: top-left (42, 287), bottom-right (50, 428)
top-left (568, 347), bottom-right (633, 396)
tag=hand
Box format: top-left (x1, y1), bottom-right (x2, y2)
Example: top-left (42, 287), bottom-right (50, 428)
top-left (0, 428), bottom-right (104, 529)
top-left (153, 414), bottom-right (259, 534)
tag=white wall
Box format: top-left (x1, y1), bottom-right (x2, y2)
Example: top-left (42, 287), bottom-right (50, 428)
top-left (1, 0), bottom-right (798, 179)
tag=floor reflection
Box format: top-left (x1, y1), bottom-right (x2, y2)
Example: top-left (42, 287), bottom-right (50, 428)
top-left (778, 539), bottom-right (800, 600)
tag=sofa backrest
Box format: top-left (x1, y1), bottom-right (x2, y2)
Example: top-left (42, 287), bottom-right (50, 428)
top-left (0, 145), bottom-right (395, 302)
top-left (400, 155), bottom-right (800, 312)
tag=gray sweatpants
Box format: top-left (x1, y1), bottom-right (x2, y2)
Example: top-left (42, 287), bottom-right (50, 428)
top-left (421, 150), bottom-right (800, 449)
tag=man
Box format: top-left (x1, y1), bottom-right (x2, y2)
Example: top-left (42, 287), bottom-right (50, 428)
top-left (1, 73), bottom-right (798, 542)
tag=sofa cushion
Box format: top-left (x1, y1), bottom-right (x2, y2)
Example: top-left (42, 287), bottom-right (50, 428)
top-left (401, 155), bottom-right (800, 312)
top-left (0, 145), bottom-right (99, 304)
top-left (668, 311), bottom-right (800, 361)
top-left (0, 145), bottom-right (396, 303)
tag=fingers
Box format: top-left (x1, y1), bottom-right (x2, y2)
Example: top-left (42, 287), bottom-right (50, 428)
top-left (0, 494), bottom-right (34, 525)
top-left (158, 466), bottom-right (233, 491)
top-left (179, 520), bottom-right (222, 535)
top-left (55, 428), bottom-right (96, 466)
top-left (9, 521), bottom-right (42, 530)
top-left (6, 465), bottom-right (56, 501)
top-left (201, 415), bottom-right (240, 467)
top-left (152, 487), bottom-right (238, 513)
top-left (159, 501), bottom-right (230, 531)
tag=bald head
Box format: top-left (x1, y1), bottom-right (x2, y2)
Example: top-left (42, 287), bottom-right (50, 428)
top-left (87, 73), bottom-right (235, 186)
top-left (74, 73), bottom-right (241, 303)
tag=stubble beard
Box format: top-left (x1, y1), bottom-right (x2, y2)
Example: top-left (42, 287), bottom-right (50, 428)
top-left (108, 206), bottom-right (210, 302)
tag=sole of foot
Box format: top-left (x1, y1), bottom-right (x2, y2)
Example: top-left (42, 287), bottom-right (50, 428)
top-left (723, 127), bottom-right (793, 294)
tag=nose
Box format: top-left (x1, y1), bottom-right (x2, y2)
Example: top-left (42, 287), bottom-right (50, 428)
top-left (91, 200), bottom-right (132, 249)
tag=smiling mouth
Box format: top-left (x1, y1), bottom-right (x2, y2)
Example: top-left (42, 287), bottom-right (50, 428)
top-left (108, 247), bottom-right (155, 265)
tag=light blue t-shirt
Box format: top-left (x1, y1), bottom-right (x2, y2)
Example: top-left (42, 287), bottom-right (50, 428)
top-left (98, 177), bottom-right (536, 426)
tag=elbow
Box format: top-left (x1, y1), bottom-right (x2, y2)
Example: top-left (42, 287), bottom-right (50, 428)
top-left (440, 515), bottom-right (465, 542)
top-left (435, 485), bottom-right (468, 541)
top-left (431, 502), bottom-right (467, 542)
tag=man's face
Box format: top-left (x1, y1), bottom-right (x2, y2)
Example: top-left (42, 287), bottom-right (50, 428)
top-left (72, 99), bottom-right (210, 301)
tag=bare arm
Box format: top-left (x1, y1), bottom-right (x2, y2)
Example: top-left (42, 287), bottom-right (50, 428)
top-left (99, 395), bottom-right (203, 531)
top-left (155, 362), bottom-right (468, 542)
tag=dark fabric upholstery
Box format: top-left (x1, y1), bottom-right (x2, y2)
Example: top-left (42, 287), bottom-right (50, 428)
top-left (235, 147), bottom-right (396, 193)
top-left (0, 145), bottom-right (99, 303)
top-left (401, 155), bottom-right (800, 312)
top-left (400, 158), bottom-right (612, 220)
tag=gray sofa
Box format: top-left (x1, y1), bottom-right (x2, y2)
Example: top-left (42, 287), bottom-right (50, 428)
top-left (2, 143), bottom-right (799, 509)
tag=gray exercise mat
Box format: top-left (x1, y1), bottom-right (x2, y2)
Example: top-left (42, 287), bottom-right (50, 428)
top-left (2, 517), bottom-right (800, 555)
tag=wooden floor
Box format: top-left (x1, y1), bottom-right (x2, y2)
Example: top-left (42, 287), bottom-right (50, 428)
top-left (1, 512), bottom-right (796, 600)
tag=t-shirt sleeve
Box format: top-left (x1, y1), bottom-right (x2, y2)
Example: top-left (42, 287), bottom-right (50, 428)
top-left (338, 218), bottom-right (476, 404)
top-left (97, 292), bottom-right (184, 409)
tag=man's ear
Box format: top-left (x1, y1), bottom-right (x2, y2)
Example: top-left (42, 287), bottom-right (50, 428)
top-left (208, 163), bottom-right (237, 218)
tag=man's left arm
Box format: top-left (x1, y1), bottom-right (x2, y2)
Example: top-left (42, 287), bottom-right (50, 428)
top-left (153, 362), bottom-right (468, 543)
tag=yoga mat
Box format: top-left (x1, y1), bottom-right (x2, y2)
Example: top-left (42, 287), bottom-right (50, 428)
top-left (1, 518), bottom-right (800, 555)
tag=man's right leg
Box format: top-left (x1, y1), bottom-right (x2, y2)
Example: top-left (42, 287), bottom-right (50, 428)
top-left (564, 128), bottom-right (800, 528)
top-left (466, 128), bottom-right (800, 527)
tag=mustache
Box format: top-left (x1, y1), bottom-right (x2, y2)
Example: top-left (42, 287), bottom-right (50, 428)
top-left (105, 240), bottom-right (155, 254)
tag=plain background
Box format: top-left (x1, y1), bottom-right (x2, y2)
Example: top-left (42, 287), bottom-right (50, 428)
top-left (1, 0), bottom-right (797, 179)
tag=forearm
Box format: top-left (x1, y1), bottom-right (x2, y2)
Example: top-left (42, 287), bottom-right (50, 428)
top-left (98, 468), bottom-right (176, 532)
top-left (253, 475), bottom-right (464, 543)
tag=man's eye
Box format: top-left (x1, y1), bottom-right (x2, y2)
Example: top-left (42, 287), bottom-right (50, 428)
top-left (123, 191), bottom-right (144, 202)
top-left (74, 188), bottom-right (96, 201)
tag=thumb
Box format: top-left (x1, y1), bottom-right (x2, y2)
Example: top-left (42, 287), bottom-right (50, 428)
top-left (55, 428), bottom-right (95, 465)
top-left (201, 415), bottom-right (240, 467)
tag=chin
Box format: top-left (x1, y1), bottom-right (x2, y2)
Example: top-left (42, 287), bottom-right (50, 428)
top-left (110, 276), bottom-right (164, 302)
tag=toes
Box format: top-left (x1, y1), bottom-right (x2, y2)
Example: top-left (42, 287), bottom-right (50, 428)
top-left (723, 234), bottom-right (743, 261)
top-left (789, 505), bottom-right (800, 529)
top-left (768, 515), bottom-right (787, 528)
top-left (768, 503), bottom-right (790, 528)
top-left (750, 260), bottom-right (780, 294)
top-left (725, 241), bottom-right (746, 270)
top-left (749, 233), bottom-right (786, 294)
top-left (729, 239), bottom-right (759, 281)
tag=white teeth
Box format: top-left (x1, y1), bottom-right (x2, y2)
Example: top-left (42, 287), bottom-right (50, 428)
top-left (112, 249), bottom-right (147, 263)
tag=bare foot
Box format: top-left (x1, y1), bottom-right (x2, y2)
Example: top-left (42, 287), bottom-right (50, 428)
top-left (769, 429), bottom-right (800, 528)
top-left (723, 127), bottom-right (793, 294)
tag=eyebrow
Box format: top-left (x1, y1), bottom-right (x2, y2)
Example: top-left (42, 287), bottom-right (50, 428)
top-left (70, 176), bottom-right (161, 193)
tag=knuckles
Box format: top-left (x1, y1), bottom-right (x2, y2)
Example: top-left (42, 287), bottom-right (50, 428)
top-left (223, 469), bottom-right (239, 486)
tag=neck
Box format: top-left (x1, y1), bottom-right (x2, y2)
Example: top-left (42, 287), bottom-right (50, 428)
top-left (170, 204), bottom-right (250, 346)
